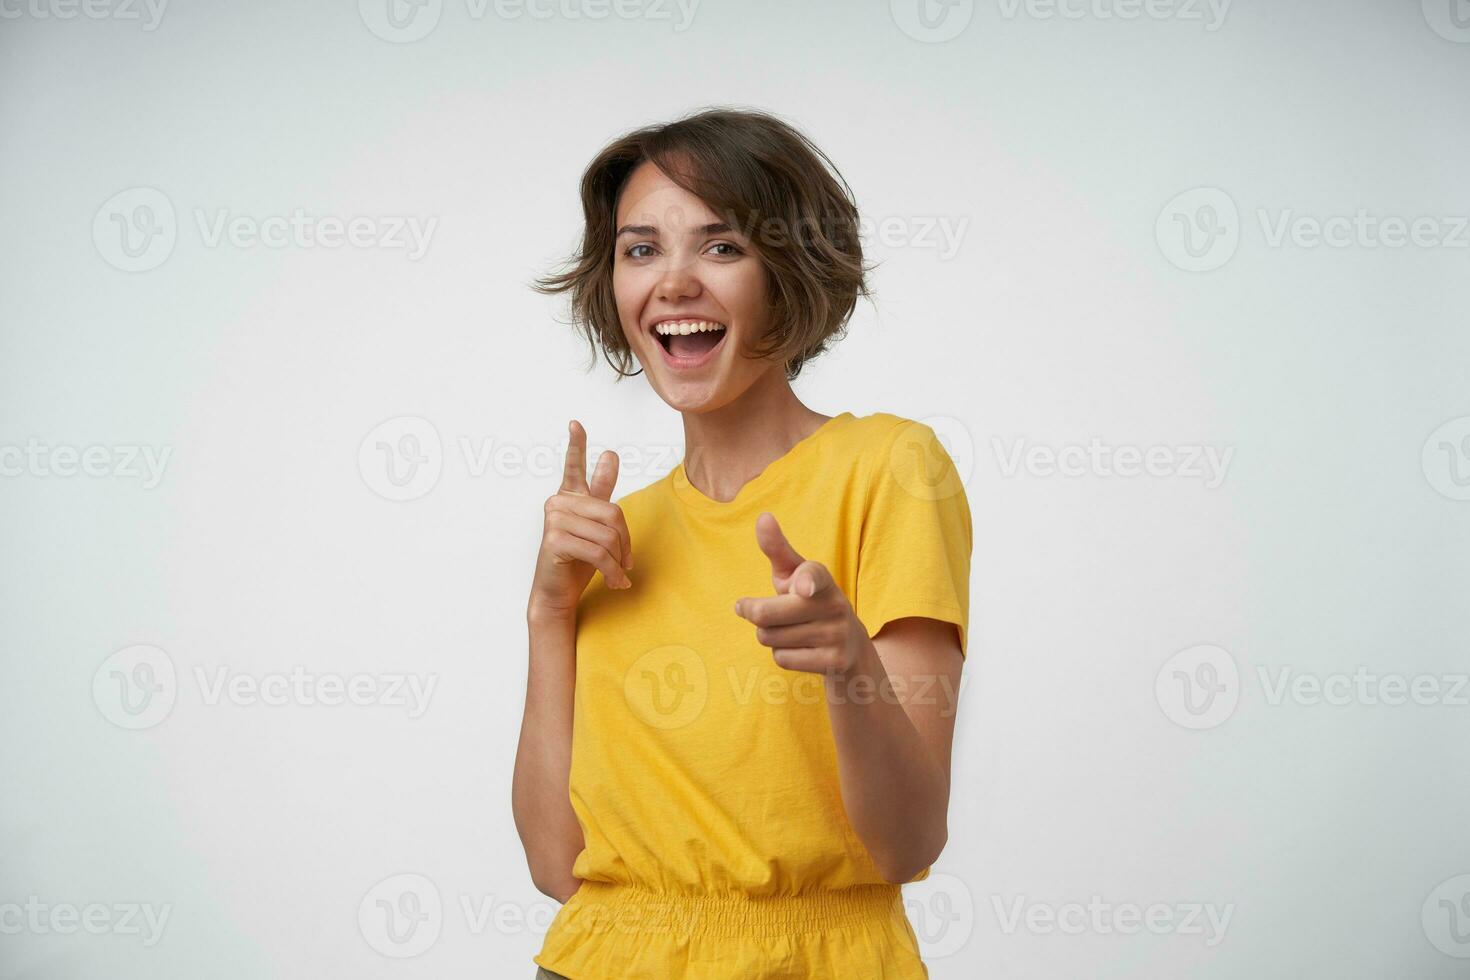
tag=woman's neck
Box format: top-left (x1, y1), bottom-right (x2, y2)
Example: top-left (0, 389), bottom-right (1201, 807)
top-left (679, 375), bottom-right (832, 504)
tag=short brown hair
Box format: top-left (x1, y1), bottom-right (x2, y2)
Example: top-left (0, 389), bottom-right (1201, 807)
top-left (534, 106), bottom-right (872, 382)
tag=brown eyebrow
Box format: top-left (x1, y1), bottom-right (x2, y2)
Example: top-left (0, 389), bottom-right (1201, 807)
top-left (615, 222), bottom-right (734, 239)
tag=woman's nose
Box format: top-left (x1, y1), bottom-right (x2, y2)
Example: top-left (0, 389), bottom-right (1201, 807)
top-left (655, 254), bottom-right (702, 302)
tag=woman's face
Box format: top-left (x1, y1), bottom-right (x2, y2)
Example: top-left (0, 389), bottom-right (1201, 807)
top-left (612, 160), bottom-right (776, 413)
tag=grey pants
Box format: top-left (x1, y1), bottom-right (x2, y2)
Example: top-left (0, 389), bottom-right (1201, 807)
top-left (534, 969), bottom-right (570, 980)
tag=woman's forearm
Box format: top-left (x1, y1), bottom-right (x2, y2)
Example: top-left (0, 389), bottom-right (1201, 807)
top-left (824, 637), bottom-right (950, 884)
top-left (511, 605), bottom-right (585, 903)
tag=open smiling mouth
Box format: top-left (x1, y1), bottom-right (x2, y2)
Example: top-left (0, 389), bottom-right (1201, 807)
top-left (652, 319), bottom-right (728, 365)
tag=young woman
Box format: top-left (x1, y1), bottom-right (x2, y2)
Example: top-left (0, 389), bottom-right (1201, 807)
top-left (512, 107), bottom-right (972, 979)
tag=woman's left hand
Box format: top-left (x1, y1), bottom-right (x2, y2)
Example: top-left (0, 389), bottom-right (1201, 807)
top-left (732, 512), bottom-right (871, 676)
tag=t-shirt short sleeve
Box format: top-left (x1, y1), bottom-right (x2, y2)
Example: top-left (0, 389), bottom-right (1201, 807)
top-left (854, 419), bottom-right (973, 658)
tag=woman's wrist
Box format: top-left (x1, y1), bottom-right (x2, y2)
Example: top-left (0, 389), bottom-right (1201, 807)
top-left (526, 597), bottom-right (577, 628)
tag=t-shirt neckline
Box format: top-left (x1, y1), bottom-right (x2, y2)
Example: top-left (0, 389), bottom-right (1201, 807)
top-left (670, 411), bottom-right (855, 512)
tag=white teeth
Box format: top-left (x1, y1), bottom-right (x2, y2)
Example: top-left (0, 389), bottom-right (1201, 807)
top-left (653, 320), bottom-right (727, 336)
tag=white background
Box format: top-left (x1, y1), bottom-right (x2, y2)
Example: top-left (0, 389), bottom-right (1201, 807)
top-left (2, 0), bottom-right (1469, 977)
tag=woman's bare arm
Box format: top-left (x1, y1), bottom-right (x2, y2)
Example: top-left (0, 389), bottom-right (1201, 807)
top-left (512, 606), bottom-right (584, 904)
top-left (824, 617), bottom-right (962, 883)
top-left (733, 513), bottom-right (962, 884)
top-left (512, 420), bottom-right (632, 904)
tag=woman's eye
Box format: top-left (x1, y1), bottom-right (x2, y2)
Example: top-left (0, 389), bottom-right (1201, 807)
top-left (623, 242), bottom-right (741, 260)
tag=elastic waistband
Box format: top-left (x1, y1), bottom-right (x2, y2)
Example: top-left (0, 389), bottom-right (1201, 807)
top-left (561, 881), bottom-right (903, 939)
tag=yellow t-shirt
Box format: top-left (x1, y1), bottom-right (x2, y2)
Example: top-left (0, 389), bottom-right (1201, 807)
top-left (533, 411), bottom-right (971, 979)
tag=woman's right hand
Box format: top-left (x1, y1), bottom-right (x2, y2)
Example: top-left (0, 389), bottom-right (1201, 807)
top-left (528, 419), bottom-right (634, 620)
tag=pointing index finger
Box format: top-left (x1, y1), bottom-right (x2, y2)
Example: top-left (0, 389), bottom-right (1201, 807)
top-left (561, 419), bottom-right (589, 494)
